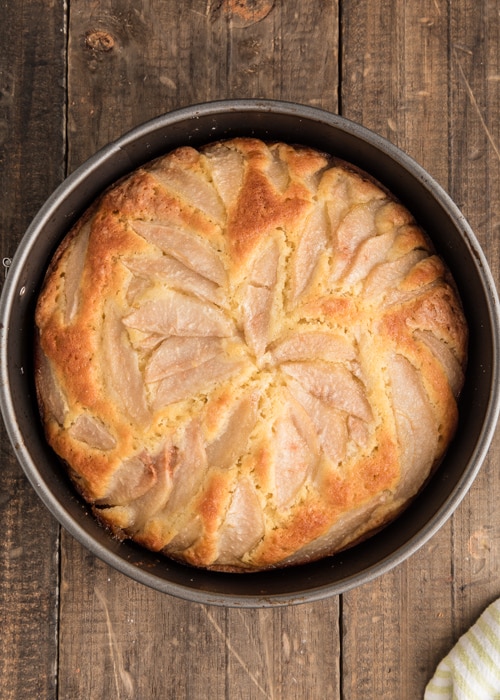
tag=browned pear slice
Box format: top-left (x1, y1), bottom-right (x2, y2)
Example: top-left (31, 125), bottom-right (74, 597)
top-left (164, 419), bottom-right (208, 517)
top-left (152, 355), bottom-right (244, 409)
top-left (206, 392), bottom-right (260, 471)
top-left (126, 274), bottom-right (151, 305)
top-left (413, 329), bottom-right (464, 396)
top-left (341, 230), bottom-right (395, 286)
top-left (123, 255), bottom-right (224, 306)
top-left (388, 354), bottom-right (439, 496)
top-left (325, 183), bottom-right (350, 234)
top-left (123, 290), bottom-right (233, 338)
top-left (126, 444), bottom-right (175, 533)
top-left (250, 238), bottom-right (280, 288)
top-left (97, 453), bottom-right (157, 506)
top-left (241, 285), bottom-right (273, 358)
top-left (269, 331), bottom-right (356, 364)
top-left (102, 304), bottom-right (150, 426)
top-left (68, 414), bottom-right (117, 451)
top-left (281, 361), bottom-right (372, 422)
top-left (166, 516), bottom-right (203, 552)
top-left (35, 350), bottom-right (68, 425)
top-left (266, 148), bottom-right (289, 193)
top-left (204, 145), bottom-right (245, 210)
top-left (273, 398), bottom-right (319, 508)
top-left (347, 415), bottom-right (371, 449)
top-left (132, 220), bottom-right (226, 285)
top-left (241, 239), bottom-right (280, 357)
top-left (331, 200), bottom-right (383, 280)
top-left (152, 165), bottom-right (225, 224)
top-left (216, 478), bottom-right (265, 563)
top-left (363, 249), bottom-right (427, 298)
top-left (286, 378), bottom-right (348, 464)
top-left (289, 204), bottom-right (329, 304)
top-left (145, 337), bottom-right (222, 383)
top-left (63, 220), bottom-right (91, 323)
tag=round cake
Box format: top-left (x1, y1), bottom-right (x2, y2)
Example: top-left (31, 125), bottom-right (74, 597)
top-left (34, 137), bottom-right (468, 571)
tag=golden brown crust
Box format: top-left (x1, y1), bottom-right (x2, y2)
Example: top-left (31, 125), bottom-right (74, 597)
top-left (34, 138), bottom-right (468, 571)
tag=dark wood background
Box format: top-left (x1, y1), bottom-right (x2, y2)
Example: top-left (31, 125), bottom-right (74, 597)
top-left (1, 1), bottom-right (499, 698)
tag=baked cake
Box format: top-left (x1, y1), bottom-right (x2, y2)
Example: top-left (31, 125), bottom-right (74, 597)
top-left (34, 138), bottom-right (468, 571)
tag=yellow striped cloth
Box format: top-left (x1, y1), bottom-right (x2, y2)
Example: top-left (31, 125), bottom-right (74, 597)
top-left (425, 599), bottom-right (500, 699)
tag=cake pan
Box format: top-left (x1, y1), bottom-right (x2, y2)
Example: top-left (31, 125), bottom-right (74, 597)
top-left (1, 99), bottom-right (499, 607)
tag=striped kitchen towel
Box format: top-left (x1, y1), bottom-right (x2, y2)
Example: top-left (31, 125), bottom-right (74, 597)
top-left (424, 598), bottom-right (500, 699)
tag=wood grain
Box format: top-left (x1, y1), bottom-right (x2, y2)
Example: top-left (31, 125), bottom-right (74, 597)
top-left (0, 1), bottom-right (66, 698)
top-left (340, 1), bottom-right (465, 696)
top-left (59, 2), bottom-right (341, 699)
top-left (2, 1), bottom-right (500, 698)
top-left (447, 0), bottom-right (500, 638)
top-left (67, 0), bottom-right (339, 166)
top-left (59, 536), bottom-right (340, 699)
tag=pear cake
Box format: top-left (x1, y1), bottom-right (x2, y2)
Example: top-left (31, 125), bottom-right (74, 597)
top-left (34, 137), bottom-right (468, 571)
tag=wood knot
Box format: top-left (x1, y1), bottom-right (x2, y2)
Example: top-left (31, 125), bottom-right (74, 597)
top-left (214, 0), bottom-right (274, 27)
top-left (85, 30), bottom-right (115, 52)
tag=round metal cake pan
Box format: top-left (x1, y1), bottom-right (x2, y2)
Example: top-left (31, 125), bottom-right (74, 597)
top-left (1, 99), bottom-right (499, 607)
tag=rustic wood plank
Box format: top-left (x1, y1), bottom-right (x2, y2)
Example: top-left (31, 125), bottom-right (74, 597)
top-left (4, 0), bottom-right (499, 697)
top-left (340, 0), bottom-right (466, 697)
top-left (60, 2), bottom-right (341, 699)
top-left (3, 0), bottom-right (500, 697)
top-left (446, 0), bottom-right (500, 637)
top-left (60, 538), bottom-right (340, 699)
top-left (67, 0), bottom-right (339, 166)
top-left (221, 0), bottom-right (339, 108)
top-left (223, 603), bottom-right (340, 699)
top-left (0, 445), bottom-right (60, 700)
top-left (0, 1), bottom-right (66, 699)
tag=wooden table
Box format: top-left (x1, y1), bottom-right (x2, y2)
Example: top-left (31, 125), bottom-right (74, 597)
top-left (1, 1), bottom-right (499, 698)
